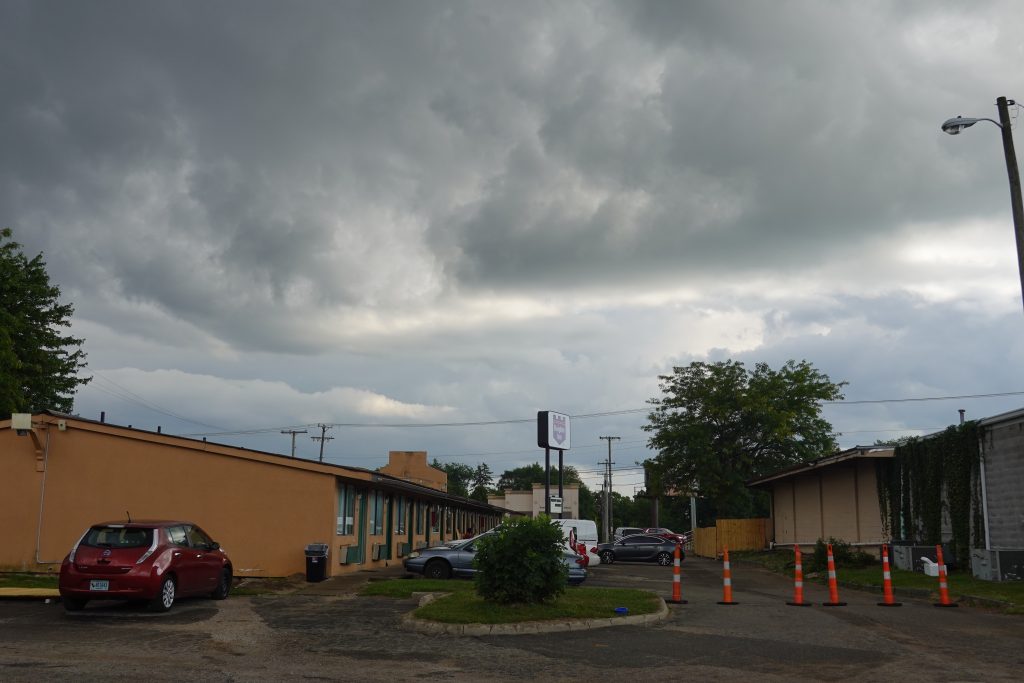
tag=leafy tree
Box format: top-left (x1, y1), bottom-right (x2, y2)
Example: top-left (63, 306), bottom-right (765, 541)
top-left (0, 228), bottom-right (89, 414)
top-left (473, 515), bottom-right (567, 604)
top-left (432, 459), bottom-right (475, 497)
top-left (644, 360), bottom-right (844, 519)
top-left (495, 463), bottom-right (546, 491)
top-left (470, 463), bottom-right (494, 502)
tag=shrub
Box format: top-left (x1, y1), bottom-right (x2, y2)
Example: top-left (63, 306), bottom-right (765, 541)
top-left (808, 537), bottom-right (876, 573)
top-left (473, 515), bottom-right (568, 604)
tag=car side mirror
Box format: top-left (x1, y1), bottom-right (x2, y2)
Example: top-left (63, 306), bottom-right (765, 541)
top-left (208, 542), bottom-right (220, 551)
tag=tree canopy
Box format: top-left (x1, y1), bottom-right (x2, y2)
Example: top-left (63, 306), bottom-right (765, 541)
top-left (432, 459), bottom-right (475, 497)
top-left (470, 463), bottom-right (494, 502)
top-left (0, 228), bottom-right (89, 414)
top-left (644, 359), bottom-right (844, 518)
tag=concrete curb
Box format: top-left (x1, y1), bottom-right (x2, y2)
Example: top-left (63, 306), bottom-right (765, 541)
top-left (400, 592), bottom-right (670, 636)
top-left (0, 588), bottom-right (61, 601)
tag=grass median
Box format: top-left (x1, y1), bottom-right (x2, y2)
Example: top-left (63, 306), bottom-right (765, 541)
top-left (730, 550), bottom-right (1024, 613)
top-left (0, 573), bottom-right (58, 589)
top-left (361, 578), bottom-right (662, 624)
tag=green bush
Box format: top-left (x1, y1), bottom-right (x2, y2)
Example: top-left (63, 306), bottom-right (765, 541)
top-left (808, 537), bottom-right (876, 573)
top-left (473, 516), bottom-right (568, 604)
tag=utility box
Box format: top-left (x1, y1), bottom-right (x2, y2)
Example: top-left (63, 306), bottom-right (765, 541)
top-left (971, 549), bottom-right (1024, 581)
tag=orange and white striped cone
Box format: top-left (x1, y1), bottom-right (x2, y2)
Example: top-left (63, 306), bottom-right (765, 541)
top-left (717, 546), bottom-right (738, 605)
top-left (934, 545), bottom-right (958, 608)
top-left (786, 544), bottom-right (811, 606)
top-left (821, 543), bottom-right (847, 607)
top-left (877, 544), bottom-right (902, 607)
top-left (669, 542), bottom-right (687, 604)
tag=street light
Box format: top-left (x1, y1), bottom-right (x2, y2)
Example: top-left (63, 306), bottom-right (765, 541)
top-left (941, 96), bottom-right (1024, 313)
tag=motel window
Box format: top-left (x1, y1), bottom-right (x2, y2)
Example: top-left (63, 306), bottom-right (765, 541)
top-left (415, 501), bottom-right (423, 534)
top-left (430, 505), bottom-right (440, 533)
top-left (370, 491), bottom-right (384, 535)
top-left (336, 483), bottom-right (355, 536)
top-left (394, 496), bottom-right (406, 534)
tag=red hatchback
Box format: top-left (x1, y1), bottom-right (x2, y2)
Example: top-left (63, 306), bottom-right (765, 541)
top-left (59, 520), bottom-right (232, 612)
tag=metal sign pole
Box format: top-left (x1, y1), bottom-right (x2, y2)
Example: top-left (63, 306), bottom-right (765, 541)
top-left (557, 448), bottom-right (564, 519)
top-left (544, 446), bottom-right (551, 515)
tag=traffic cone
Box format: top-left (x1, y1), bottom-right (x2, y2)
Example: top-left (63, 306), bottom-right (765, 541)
top-left (821, 543), bottom-right (847, 607)
top-left (876, 544), bottom-right (902, 607)
top-left (934, 545), bottom-right (958, 608)
top-left (717, 546), bottom-right (738, 605)
top-left (786, 544), bottom-right (811, 606)
top-left (669, 542), bottom-right (687, 604)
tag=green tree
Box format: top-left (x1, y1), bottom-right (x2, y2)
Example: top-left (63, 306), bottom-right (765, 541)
top-left (0, 228), bottom-right (89, 414)
top-left (470, 462), bottom-right (494, 502)
top-left (644, 360), bottom-right (844, 518)
top-left (432, 459), bottom-right (475, 497)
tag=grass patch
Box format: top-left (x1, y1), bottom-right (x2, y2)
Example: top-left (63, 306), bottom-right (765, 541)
top-left (362, 578), bottom-right (661, 624)
top-left (0, 573), bottom-right (58, 589)
top-left (360, 577), bottom-right (476, 598)
top-left (414, 587), bottom-right (660, 624)
top-left (731, 550), bottom-right (1024, 611)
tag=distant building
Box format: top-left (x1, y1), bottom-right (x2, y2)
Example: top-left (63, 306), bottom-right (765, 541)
top-left (378, 450), bottom-right (447, 492)
top-left (488, 483), bottom-right (580, 518)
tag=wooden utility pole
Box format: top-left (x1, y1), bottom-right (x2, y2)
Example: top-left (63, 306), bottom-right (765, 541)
top-left (311, 424), bottom-right (333, 462)
top-left (280, 428), bottom-right (308, 458)
top-left (599, 435), bottom-right (619, 542)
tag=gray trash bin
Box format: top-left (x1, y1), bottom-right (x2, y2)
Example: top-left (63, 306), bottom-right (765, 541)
top-left (304, 543), bottom-right (329, 582)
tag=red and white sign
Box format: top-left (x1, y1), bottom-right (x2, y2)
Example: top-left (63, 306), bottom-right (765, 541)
top-left (537, 411), bottom-right (571, 449)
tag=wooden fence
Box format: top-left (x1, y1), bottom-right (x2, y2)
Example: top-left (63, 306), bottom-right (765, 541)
top-left (692, 518), bottom-right (769, 558)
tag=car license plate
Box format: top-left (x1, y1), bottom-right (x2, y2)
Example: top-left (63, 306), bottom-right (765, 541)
top-left (89, 580), bottom-right (109, 591)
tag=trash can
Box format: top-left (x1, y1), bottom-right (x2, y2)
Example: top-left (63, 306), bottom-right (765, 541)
top-left (304, 543), bottom-right (329, 582)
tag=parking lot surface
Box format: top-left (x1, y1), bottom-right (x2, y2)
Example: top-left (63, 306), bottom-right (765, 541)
top-left (2, 557), bottom-right (1022, 681)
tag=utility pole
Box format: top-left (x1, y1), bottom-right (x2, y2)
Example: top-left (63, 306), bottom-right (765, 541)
top-left (280, 428), bottom-right (308, 458)
top-left (599, 435), bottom-right (619, 543)
top-left (311, 424), bottom-right (334, 463)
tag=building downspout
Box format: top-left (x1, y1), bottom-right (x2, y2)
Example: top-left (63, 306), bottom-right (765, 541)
top-left (979, 434), bottom-right (992, 551)
top-left (34, 424), bottom-right (59, 566)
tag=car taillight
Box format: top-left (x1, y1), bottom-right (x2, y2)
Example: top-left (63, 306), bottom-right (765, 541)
top-left (136, 533), bottom-right (159, 564)
top-left (575, 557), bottom-right (586, 566)
top-left (590, 547), bottom-right (597, 554)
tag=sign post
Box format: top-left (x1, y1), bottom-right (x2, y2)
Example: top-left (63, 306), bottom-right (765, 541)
top-left (538, 411), bottom-right (571, 518)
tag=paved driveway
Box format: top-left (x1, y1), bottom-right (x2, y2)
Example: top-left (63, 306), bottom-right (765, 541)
top-left (1, 558), bottom-right (1022, 681)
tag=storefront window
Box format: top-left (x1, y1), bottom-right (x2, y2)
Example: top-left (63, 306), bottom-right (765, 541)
top-left (336, 483), bottom-right (355, 535)
top-left (394, 496), bottom-right (406, 534)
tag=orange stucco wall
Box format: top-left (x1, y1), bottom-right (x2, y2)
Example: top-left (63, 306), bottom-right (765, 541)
top-left (1, 415), bottom-right (505, 577)
top-left (1, 417), bottom-right (337, 577)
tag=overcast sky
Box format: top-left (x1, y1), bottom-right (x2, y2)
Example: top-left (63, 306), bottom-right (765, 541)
top-left (5, 0), bottom-right (1024, 496)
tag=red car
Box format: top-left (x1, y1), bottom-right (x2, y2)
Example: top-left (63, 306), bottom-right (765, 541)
top-left (59, 520), bottom-right (232, 613)
top-left (643, 527), bottom-right (691, 545)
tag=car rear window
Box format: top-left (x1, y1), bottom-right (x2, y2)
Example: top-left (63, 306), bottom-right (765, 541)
top-left (82, 526), bottom-right (154, 548)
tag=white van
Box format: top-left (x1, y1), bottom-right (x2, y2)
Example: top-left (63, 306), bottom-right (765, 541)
top-left (551, 518), bottom-right (601, 568)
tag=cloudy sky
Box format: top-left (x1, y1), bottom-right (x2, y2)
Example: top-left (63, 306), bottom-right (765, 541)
top-left (5, 0), bottom-right (1024, 495)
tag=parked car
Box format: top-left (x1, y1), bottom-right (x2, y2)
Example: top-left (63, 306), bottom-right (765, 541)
top-left (613, 526), bottom-right (644, 540)
top-left (643, 527), bottom-right (691, 545)
top-left (597, 534), bottom-right (683, 566)
top-left (550, 518), bottom-right (600, 567)
top-left (59, 520), bottom-right (233, 612)
top-left (403, 535), bottom-right (587, 585)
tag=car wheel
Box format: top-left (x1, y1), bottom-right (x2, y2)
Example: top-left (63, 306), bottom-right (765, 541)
top-left (656, 551), bottom-right (673, 566)
top-left (63, 597), bottom-right (87, 612)
top-left (424, 560), bottom-right (452, 579)
top-left (600, 550), bottom-right (615, 565)
top-left (149, 576), bottom-right (176, 612)
top-left (210, 569), bottom-right (231, 600)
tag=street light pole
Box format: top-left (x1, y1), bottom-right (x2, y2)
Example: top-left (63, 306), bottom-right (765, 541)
top-left (942, 96), bottom-right (1024, 313)
top-left (995, 96), bottom-right (1024, 314)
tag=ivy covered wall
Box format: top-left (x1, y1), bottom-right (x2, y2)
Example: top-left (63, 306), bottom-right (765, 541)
top-left (876, 422), bottom-right (983, 564)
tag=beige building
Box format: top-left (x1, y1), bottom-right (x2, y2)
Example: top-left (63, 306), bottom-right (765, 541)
top-left (489, 483), bottom-right (580, 518)
top-left (747, 446), bottom-right (894, 552)
top-left (2, 412), bottom-right (507, 577)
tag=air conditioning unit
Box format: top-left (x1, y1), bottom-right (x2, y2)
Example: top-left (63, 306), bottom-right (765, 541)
top-left (338, 546), bottom-right (350, 565)
top-left (371, 543), bottom-right (387, 561)
top-left (397, 542), bottom-right (411, 557)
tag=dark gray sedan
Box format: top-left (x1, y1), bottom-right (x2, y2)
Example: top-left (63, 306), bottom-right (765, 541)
top-left (403, 536), bottom-right (587, 585)
top-left (596, 534), bottom-right (684, 566)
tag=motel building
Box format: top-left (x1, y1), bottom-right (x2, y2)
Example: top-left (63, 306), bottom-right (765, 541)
top-left (1, 411), bottom-right (509, 578)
